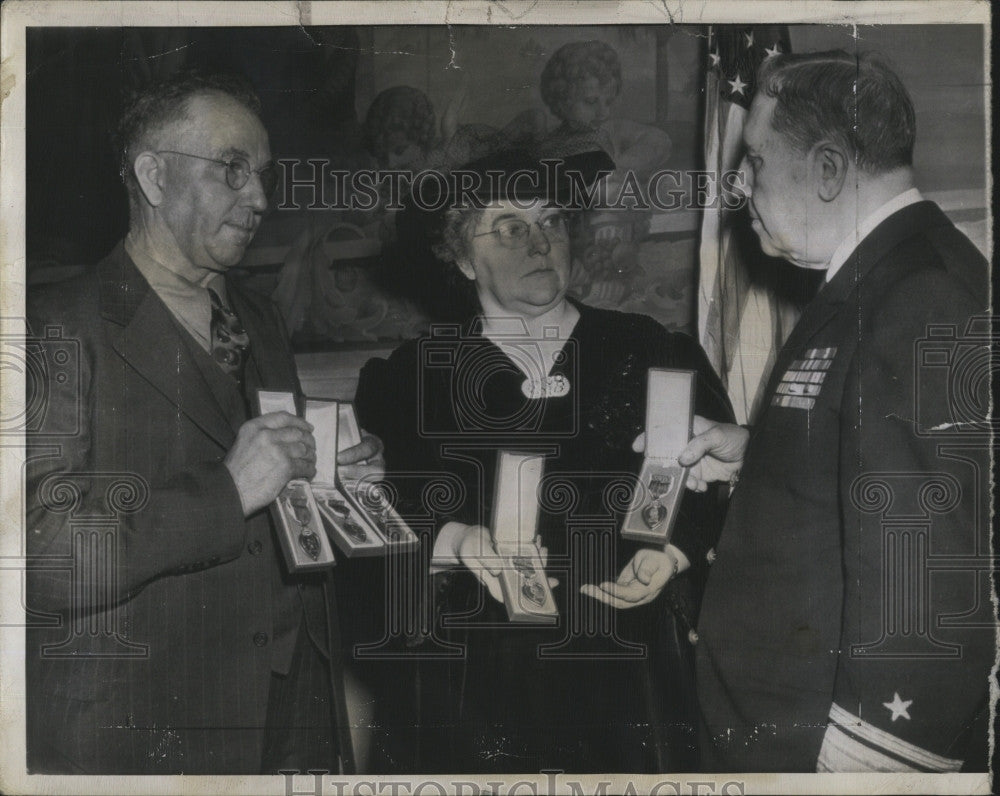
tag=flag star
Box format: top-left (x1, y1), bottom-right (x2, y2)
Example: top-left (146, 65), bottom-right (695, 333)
top-left (728, 74), bottom-right (748, 96)
top-left (764, 43), bottom-right (782, 58)
top-left (709, 51), bottom-right (721, 68)
top-left (744, 31), bottom-right (755, 48)
top-left (883, 692), bottom-right (913, 722)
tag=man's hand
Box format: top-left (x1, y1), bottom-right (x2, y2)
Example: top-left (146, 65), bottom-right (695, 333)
top-left (581, 547), bottom-right (682, 609)
top-left (337, 432), bottom-right (385, 481)
top-left (224, 412), bottom-right (316, 516)
top-left (633, 415), bottom-right (749, 492)
top-left (679, 416), bottom-right (748, 491)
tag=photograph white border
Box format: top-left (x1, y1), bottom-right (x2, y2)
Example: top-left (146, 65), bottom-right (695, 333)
top-left (1, 2), bottom-right (992, 794)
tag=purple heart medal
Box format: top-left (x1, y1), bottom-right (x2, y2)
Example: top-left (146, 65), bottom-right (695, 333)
top-left (283, 488), bottom-right (321, 561)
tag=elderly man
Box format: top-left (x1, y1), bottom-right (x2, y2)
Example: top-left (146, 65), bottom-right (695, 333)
top-left (25, 73), bottom-right (374, 774)
top-left (589, 51), bottom-right (992, 772)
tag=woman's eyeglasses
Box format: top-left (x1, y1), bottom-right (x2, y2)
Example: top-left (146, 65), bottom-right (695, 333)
top-left (472, 213), bottom-right (569, 249)
top-left (157, 150), bottom-right (279, 198)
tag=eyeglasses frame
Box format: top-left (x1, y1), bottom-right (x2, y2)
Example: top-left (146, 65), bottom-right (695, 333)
top-left (156, 149), bottom-right (278, 198)
top-left (470, 211), bottom-right (571, 249)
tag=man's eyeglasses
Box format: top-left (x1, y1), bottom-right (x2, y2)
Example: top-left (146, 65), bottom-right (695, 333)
top-left (471, 213), bottom-right (570, 249)
top-left (157, 150), bottom-right (279, 198)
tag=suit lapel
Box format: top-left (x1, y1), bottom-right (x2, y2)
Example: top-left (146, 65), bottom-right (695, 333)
top-left (99, 245), bottom-right (237, 449)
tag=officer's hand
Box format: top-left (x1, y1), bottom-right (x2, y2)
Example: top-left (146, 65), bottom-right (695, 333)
top-left (679, 416), bottom-right (748, 492)
top-left (633, 415), bottom-right (749, 493)
top-left (225, 412), bottom-right (316, 515)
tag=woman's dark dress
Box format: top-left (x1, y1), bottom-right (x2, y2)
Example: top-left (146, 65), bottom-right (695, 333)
top-left (350, 302), bottom-right (733, 774)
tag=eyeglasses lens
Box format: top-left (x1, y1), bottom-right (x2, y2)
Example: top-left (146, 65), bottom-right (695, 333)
top-left (225, 158), bottom-right (278, 199)
top-left (497, 222), bottom-right (530, 246)
top-left (223, 159), bottom-right (250, 191)
top-left (495, 215), bottom-right (568, 248)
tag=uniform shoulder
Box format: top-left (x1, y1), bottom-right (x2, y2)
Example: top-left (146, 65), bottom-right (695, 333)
top-left (879, 226), bottom-right (987, 319)
top-left (875, 202), bottom-right (988, 306)
top-left (921, 215), bottom-right (989, 302)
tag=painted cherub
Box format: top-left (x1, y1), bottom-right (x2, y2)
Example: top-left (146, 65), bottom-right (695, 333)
top-left (537, 40), bottom-right (672, 193)
top-left (362, 82), bottom-right (543, 173)
top-left (536, 40), bottom-right (673, 303)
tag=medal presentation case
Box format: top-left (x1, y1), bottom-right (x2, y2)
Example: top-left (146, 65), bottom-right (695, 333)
top-left (255, 391), bottom-right (417, 565)
top-left (491, 451), bottom-right (558, 624)
top-left (621, 369), bottom-right (695, 544)
top-left (255, 390), bottom-right (337, 571)
top-left (309, 400), bottom-right (418, 558)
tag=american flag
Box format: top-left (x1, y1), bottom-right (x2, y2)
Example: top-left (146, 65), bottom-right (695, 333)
top-left (697, 25), bottom-right (801, 425)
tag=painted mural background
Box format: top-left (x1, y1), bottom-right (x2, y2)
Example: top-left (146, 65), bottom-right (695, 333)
top-left (26, 25), bottom-right (987, 353)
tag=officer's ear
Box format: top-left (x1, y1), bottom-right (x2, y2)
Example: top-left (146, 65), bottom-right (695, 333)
top-left (812, 141), bottom-right (849, 202)
top-left (133, 152), bottom-right (166, 207)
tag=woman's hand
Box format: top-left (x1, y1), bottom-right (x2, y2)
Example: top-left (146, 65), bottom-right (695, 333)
top-left (336, 432), bottom-right (386, 481)
top-left (452, 527), bottom-right (558, 605)
top-left (580, 546), bottom-right (684, 609)
top-left (453, 524), bottom-right (505, 604)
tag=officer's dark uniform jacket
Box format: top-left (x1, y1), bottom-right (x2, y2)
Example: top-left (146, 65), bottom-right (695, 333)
top-left (695, 201), bottom-right (993, 773)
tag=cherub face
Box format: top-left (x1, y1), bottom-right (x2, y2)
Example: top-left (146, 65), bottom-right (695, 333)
top-left (558, 75), bottom-right (618, 132)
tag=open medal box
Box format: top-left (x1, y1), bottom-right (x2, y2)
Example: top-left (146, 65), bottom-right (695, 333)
top-left (256, 390), bottom-right (417, 569)
top-left (311, 399), bottom-right (418, 558)
top-left (255, 390), bottom-right (336, 571)
top-left (621, 369), bottom-right (695, 544)
top-left (491, 451), bottom-right (558, 624)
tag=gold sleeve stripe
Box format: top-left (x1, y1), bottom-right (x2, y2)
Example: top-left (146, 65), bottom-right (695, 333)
top-left (816, 703), bottom-right (963, 773)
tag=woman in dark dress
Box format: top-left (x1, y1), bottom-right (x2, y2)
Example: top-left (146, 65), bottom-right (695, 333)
top-left (352, 150), bottom-right (733, 774)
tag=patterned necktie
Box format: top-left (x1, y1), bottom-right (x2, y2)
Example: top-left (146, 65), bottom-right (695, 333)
top-left (208, 286), bottom-right (250, 384)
